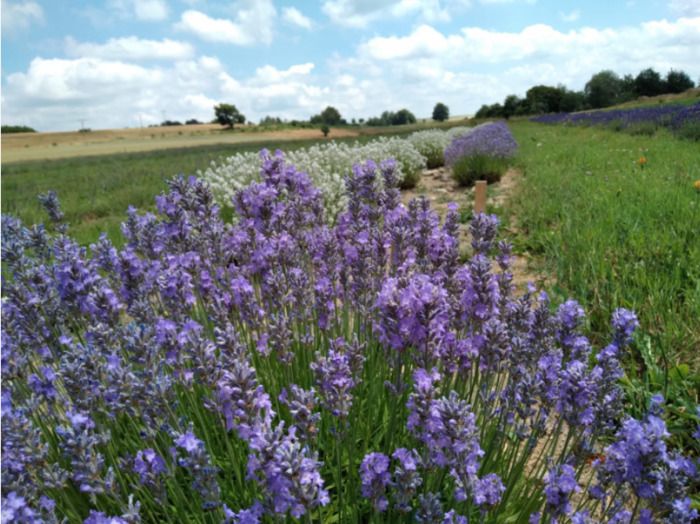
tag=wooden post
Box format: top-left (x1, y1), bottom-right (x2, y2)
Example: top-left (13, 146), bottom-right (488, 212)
top-left (474, 180), bottom-right (487, 214)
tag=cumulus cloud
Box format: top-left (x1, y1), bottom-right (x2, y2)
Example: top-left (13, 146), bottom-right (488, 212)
top-left (669, 0), bottom-right (700, 17)
top-left (109, 0), bottom-right (169, 21)
top-left (321, 0), bottom-right (537, 27)
top-left (2, 56), bottom-right (327, 130)
top-left (282, 6), bottom-right (313, 29)
top-left (1, 0), bottom-right (43, 34)
top-left (64, 37), bottom-right (194, 61)
top-left (3, 15), bottom-right (699, 131)
top-left (176, 0), bottom-right (276, 45)
top-left (322, 0), bottom-right (453, 27)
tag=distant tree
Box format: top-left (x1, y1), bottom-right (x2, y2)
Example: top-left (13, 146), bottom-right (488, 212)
top-left (161, 120), bottom-right (183, 126)
top-left (432, 102), bottom-right (449, 121)
top-left (259, 115), bottom-right (283, 126)
top-left (392, 108), bottom-right (416, 125)
top-left (502, 95), bottom-right (522, 119)
top-left (214, 103), bottom-right (245, 129)
top-left (185, 118), bottom-right (202, 125)
top-left (634, 68), bottom-right (665, 97)
top-left (526, 85), bottom-right (563, 114)
top-left (559, 89), bottom-right (585, 112)
top-left (310, 106), bottom-right (342, 125)
top-left (2, 125), bottom-right (36, 133)
top-left (665, 69), bottom-right (695, 93)
top-left (585, 70), bottom-right (623, 109)
top-left (321, 124), bottom-right (330, 137)
top-left (618, 74), bottom-right (636, 104)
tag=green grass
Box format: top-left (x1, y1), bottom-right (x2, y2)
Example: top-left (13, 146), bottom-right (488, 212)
top-left (508, 121), bottom-right (699, 443)
top-left (509, 121), bottom-right (700, 365)
top-left (1, 129), bottom-right (444, 246)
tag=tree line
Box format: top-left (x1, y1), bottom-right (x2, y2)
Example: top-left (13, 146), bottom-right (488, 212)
top-left (475, 68), bottom-right (697, 118)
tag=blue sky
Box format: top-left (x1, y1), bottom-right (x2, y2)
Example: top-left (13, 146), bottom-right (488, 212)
top-left (2, 0), bottom-right (699, 131)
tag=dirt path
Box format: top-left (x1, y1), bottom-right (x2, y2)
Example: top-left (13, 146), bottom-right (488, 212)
top-left (402, 166), bottom-right (543, 291)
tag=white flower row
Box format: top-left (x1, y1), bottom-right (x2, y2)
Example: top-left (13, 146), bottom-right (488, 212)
top-left (200, 127), bottom-right (471, 220)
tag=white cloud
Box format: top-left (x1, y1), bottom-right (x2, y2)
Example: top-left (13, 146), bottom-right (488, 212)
top-left (322, 0), bottom-right (454, 28)
top-left (2, 56), bottom-right (327, 130)
top-left (669, 0), bottom-right (700, 17)
top-left (176, 0), bottom-right (276, 45)
top-left (282, 6), bottom-right (313, 29)
top-left (4, 16), bottom-right (700, 131)
top-left (349, 17), bottom-right (700, 118)
top-left (321, 0), bottom-right (537, 27)
top-left (1, 0), bottom-right (43, 34)
top-left (65, 37), bottom-right (194, 61)
top-left (109, 0), bottom-right (169, 21)
top-left (559, 9), bottom-right (580, 22)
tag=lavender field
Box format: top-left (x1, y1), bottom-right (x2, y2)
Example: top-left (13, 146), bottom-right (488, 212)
top-left (530, 101), bottom-right (700, 139)
top-left (3, 142), bottom-right (699, 522)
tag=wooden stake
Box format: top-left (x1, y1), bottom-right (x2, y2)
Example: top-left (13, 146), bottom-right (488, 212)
top-left (474, 180), bottom-right (487, 214)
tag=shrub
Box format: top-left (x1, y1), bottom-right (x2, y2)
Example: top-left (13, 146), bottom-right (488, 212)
top-left (445, 122), bottom-right (517, 186)
top-left (321, 124), bottom-right (330, 137)
top-left (445, 126), bottom-right (472, 141)
top-left (408, 130), bottom-right (450, 168)
top-left (2, 172), bottom-right (697, 523)
top-left (452, 154), bottom-right (508, 186)
top-left (201, 137), bottom-right (426, 217)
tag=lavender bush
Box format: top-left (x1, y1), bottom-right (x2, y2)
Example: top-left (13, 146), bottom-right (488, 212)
top-left (2, 150), bottom-right (698, 523)
top-left (445, 122), bottom-right (518, 186)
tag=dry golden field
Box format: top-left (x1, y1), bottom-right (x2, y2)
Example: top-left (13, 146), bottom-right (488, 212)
top-left (1, 124), bottom-right (362, 163)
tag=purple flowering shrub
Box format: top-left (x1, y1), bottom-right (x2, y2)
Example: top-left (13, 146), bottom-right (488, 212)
top-left (2, 149), bottom-right (698, 523)
top-left (444, 122), bottom-right (518, 186)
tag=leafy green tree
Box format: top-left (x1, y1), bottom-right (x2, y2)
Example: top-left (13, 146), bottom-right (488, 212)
top-left (559, 89), bottom-right (585, 112)
top-left (665, 70), bottom-right (695, 93)
top-left (311, 106), bottom-right (343, 125)
top-left (634, 68), bottom-right (665, 97)
top-left (432, 102), bottom-right (449, 121)
top-left (214, 103), bottom-right (245, 129)
top-left (585, 70), bottom-right (623, 109)
top-left (502, 95), bottom-right (522, 119)
top-left (321, 124), bottom-right (330, 137)
top-left (525, 85), bottom-right (563, 114)
top-left (392, 108), bottom-right (416, 125)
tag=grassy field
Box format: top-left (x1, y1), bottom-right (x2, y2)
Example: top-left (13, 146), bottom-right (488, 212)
top-left (2, 127), bottom-right (447, 245)
top-left (509, 122), bottom-right (699, 393)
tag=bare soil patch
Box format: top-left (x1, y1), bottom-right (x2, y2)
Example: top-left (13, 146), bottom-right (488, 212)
top-left (403, 166), bottom-right (543, 291)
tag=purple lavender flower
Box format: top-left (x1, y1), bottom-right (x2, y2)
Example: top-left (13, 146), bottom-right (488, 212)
top-left (223, 502), bottom-right (264, 524)
top-left (473, 473), bottom-right (505, 507)
top-left (391, 448), bottom-right (422, 512)
top-left (442, 510), bottom-right (468, 524)
top-left (311, 338), bottom-right (364, 418)
top-left (544, 464), bottom-right (579, 521)
top-left (444, 122), bottom-right (518, 166)
top-left (415, 493), bottom-right (443, 523)
top-left (247, 423), bottom-right (329, 518)
top-left (38, 190), bottom-right (65, 224)
top-left (360, 452), bottom-right (391, 512)
top-left (611, 308), bottom-right (638, 347)
top-left (133, 448), bottom-right (167, 486)
top-left (279, 385), bottom-right (320, 441)
top-left (173, 429), bottom-right (221, 510)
